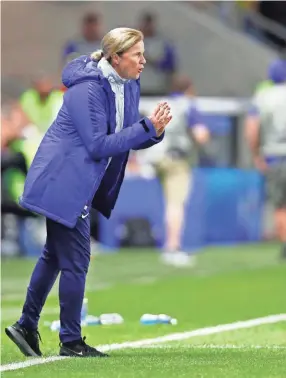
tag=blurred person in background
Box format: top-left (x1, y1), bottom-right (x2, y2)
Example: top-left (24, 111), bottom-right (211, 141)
top-left (1, 101), bottom-right (43, 255)
top-left (20, 73), bottom-right (63, 134)
top-left (235, 0), bottom-right (263, 41)
top-left (1, 101), bottom-right (23, 150)
top-left (137, 12), bottom-right (177, 96)
top-left (245, 58), bottom-right (286, 259)
top-left (2, 102), bottom-right (29, 256)
top-left (5, 27), bottom-right (172, 358)
top-left (138, 75), bottom-right (210, 267)
top-left (2, 102), bottom-right (28, 205)
top-left (62, 12), bottom-right (103, 64)
top-left (1, 100), bottom-right (42, 206)
top-left (254, 52), bottom-right (286, 94)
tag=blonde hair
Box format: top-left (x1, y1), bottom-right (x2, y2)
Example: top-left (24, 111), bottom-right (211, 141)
top-left (91, 27), bottom-right (143, 62)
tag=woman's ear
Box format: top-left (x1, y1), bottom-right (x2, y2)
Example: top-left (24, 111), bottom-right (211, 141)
top-left (112, 53), bottom-right (120, 66)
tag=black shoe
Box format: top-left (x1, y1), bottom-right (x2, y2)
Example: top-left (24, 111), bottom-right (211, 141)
top-left (59, 336), bottom-right (108, 357)
top-left (5, 322), bottom-right (42, 357)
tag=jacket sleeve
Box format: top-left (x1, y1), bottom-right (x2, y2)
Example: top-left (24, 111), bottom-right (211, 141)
top-left (132, 132), bottom-right (165, 150)
top-left (66, 81), bottom-right (157, 160)
top-left (132, 78), bottom-right (165, 150)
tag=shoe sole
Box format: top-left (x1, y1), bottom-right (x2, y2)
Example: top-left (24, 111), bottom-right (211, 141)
top-left (5, 326), bottom-right (40, 357)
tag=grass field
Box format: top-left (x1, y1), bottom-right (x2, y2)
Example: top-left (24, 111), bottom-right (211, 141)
top-left (1, 243), bottom-right (286, 377)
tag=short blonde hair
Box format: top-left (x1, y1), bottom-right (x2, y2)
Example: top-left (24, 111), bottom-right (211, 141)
top-left (91, 27), bottom-right (143, 62)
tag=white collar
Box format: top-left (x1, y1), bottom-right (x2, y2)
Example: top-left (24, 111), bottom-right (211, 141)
top-left (98, 57), bottom-right (127, 85)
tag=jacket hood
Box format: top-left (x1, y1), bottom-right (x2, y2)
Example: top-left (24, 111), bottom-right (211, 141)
top-left (62, 55), bottom-right (104, 88)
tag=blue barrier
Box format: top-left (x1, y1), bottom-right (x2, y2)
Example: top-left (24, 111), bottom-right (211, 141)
top-left (99, 168), bottom-right (264, 251)
top-left (99, 177), bottom-right (165, 250)
top-left (201, 114), bottom-right (232, 136)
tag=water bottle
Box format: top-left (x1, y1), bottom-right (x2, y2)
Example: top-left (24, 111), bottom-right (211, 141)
top-left (99, 313), bottom-right (124, 325)
top-left (85, 315), bottom-right (101, 326)
top-left (158, 314), bottom-right (178, 325)
top-left (81, 298), bottom-right (88, 321)
top-left (140, 314), bottom-right (158, 325)
top-left (140, 314), bottom-right (177, 325)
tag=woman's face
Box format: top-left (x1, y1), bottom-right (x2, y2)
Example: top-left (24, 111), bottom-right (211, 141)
top-left (115, 40), bottom-right (146, 80)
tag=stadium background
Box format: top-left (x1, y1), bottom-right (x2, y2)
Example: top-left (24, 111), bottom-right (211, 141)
top-left (1, 1), bottom-right (286, 377)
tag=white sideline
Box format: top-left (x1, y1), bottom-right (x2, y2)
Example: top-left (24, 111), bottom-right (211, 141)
top-left (141, 344), bottom-right (286, 350)
top-left (1, 314), bottom-right (286, 372)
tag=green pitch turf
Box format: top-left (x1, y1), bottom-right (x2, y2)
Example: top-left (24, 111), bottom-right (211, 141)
top-left (1, 243), bottom-right (286, 377)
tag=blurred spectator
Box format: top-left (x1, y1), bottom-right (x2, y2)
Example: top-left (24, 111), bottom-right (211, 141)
top-left (2, 102), bottom-right (29, 200)
top-left (138, 75), bottom-right (209, 266)
top-left (2, 101), bottom-right (42, 206)
top-left (137, 12), bottom-right (177, 96)
top-left (245, 58), bottom-right (286, 259)
top-left (1, 101), bottom-right (45, 256)
top-left (1, 105), bottom-right (26, 218)
top-left (1, 102), bottom-right (22, 150)
top-left (20, 73), bottom-right (63, 134)
top-left (234, 0), bottom-right (264, 42)
top-left (252, 52), bottom-right (286, 95)
top-left (62, 12), bottom-right (103, 64)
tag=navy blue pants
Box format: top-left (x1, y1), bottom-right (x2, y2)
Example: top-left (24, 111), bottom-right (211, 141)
top-left (18, 216), bottom-right (90, 343)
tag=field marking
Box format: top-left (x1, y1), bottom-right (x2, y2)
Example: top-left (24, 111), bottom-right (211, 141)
top-left (1, 313), bottom-right (286, 372)
top-left (141, 344), bottom-right (286, 350)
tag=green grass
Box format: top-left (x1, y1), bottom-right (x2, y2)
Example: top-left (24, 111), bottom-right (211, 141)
top-left (3, 345), bottom-right (286, 378)
top-left (1, 243), bottom-right (286, 377)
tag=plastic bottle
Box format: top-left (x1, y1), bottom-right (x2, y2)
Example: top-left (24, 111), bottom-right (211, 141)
top-left (85, 315), bottom-right (101, 325)
top-left (158, 314), bottom-right (178, 325)
top-left (140, 314), bottom-right (177, 325)
top-left (99, 313), bottom-right (124, 325)
top-left (81, 298), bottom-right (88, 321)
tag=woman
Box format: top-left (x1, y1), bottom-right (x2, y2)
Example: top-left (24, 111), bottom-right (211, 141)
top-left (5, 27), bottom-right (172, 358)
